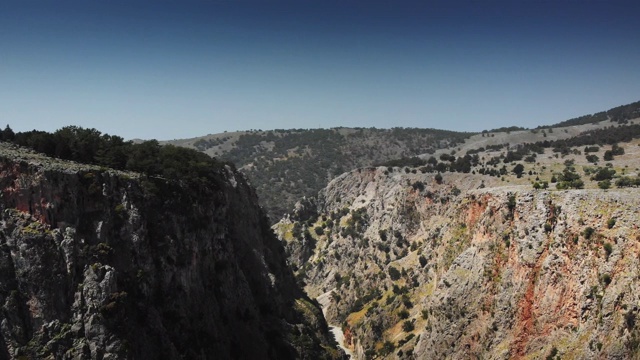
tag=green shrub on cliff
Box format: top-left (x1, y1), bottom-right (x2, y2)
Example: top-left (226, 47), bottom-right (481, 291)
top-left (8, 126), bottom-right (228, 189)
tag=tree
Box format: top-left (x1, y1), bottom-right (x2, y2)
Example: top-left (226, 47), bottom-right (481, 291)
top-left (611, 144), bottom-right (625, 155)
top-left (583, 227), bottom-right (595, 240)
top-left (604, 150), bottom-right (614, 161)
top-left (419, 256), bottom-right (427, 267)
top-left (586, 154), bottom-right (599, 163)
top-left (380, 341), bottom-right (395, 356)
top-left (1, 125), bottom-right (15, 141)
top-left (592, 167), bottom-right (616, 181)
top-left (434, 173), bottom-right (443, 184)
top-left (402, 320), bottom-right (415, 332)
top-left (512, 164), bottom-right (525, 177)
top-left (126, 140), bottom-right (162, 175)
top-left (388, 266), bottom-right (401, 281)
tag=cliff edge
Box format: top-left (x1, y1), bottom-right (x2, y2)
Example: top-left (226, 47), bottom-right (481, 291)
top-left (276, 166), bottom-right (640, 359)
top-left (0, 143), bottom-right (341, 359)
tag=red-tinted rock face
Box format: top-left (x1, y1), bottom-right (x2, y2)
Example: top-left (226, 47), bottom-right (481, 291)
top-left (277, 167), bottom-right (640, 359)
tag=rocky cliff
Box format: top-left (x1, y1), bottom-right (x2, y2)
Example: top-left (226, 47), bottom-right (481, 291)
top-left (275, 166), bottom-right (640, 359)
top-left (0, 143), bottom-right (341, 359)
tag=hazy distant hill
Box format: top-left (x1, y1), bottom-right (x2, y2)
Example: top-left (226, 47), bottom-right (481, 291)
top-left (167, 128), bottom-right (471, 221)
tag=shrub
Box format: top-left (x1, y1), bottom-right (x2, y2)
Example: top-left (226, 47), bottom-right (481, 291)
top-left (604, 150), bottom-right (614, 161)
top-left (546, 347), bottom-right (559, 360)
top-left (380, 341), bottom-right (395, 356)
top-left (507, 194), bottom-right (516, 212)
top-left (402, 295), bottom-right (413, 309)
top-left (592, 167), bottom-right (616, 181)
top-left (314, 226), bottom-right (324, 236)
top-left (512, 164), bottom-right (525, 177)
top-left (607, 218), bottom-right (616, 229)
top-left (419, 256), bottom-right (427, 268)
top-left (421, 309), bottom-right (429, 319)
top-left (604, 243), bottom-right (613, 258)
top-left (583, 227), bottom-right (595, 240)
top-left (388, 266), bottom-right (401, 281)
top-left (402, 320), bottom-right (415, 332)
top-left (412, 181), bottom-right (425, 191)
top-left (616, 176), bottom-right (640, 188)
top-left (586, 154), bottom-right (599, 163)
top-left (398, 309), bottom-right (409, 319)
top-left (612, 144), bottom-right (625, 155)
top-left (386, 295), bottom-right (395, 305)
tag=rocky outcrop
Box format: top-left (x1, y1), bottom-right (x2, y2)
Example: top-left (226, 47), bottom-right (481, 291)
top-left (275, 166), bottom-right (640, 359)
top-left (0, 144), bottom-right (341, 359)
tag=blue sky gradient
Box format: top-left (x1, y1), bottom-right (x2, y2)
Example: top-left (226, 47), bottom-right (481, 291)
top-left (1, 0), bottom-right (639, 140)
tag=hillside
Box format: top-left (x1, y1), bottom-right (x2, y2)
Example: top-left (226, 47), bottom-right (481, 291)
top-left (274, 117), bottom-right (640, 358)
top-left (275, 171), bottom-right (640, 359)
top-left (166, 127), bottom-right (471, 222)
top-left (167, 101), bottom-right (640, 224)
top-left (0, 142), bottom-right (341, 359)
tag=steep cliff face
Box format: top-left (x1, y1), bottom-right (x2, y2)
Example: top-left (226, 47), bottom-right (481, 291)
top-left (0, 144), bottom-right (341, 359)
top-left (275, 166), bottom-right (640, 359)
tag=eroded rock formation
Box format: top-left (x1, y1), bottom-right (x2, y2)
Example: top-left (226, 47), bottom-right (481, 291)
top-left (0, 144), bottom-right (341, 360)
top-left (276, 166), bottom-right (640, 359)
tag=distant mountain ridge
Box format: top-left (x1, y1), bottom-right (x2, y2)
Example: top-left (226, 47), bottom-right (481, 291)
top-left (166, 127), bottom-right (472, 222)
top-left (167, 100), bottom-right (640, 222)
top-left (540, 100), bottom-right (640, 129)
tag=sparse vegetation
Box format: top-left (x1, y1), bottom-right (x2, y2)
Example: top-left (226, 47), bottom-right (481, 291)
top-left (170, 127), bottom-right (472, 221)
top-left (4, 126), bottom-right (228, 191)
top-left (388, 266), bottom-right (401, 281)
top-left (583, 227), bottom-right (595, 240)
top-left (402, 320), bottom-right (415, 332)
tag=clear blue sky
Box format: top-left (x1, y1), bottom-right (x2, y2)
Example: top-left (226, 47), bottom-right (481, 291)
top-left (1, 0), bottom-right (639, 140)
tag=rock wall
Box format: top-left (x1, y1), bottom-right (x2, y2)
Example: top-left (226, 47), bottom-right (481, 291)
top-left (0, 145), bottom-right (341, 360)
top-left (275, 166), bottom-right (640, 359)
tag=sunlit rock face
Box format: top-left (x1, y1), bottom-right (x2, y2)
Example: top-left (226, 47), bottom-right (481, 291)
top-left (276, 166), bottom-right (640, 359)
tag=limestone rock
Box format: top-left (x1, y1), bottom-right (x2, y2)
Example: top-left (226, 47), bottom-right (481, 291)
top-left (0, 143), bottom-right (341, 360)
top-left (275, 166), bottom-right (640, 359)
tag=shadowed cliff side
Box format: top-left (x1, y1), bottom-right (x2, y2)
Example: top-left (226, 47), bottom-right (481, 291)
top-left (0, 143), bottom-right (342, 360)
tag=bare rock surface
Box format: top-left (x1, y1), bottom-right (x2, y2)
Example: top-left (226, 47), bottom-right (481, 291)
top-left (0, 143), bottom-right (341, 360)
top-left (275, 166), bottom-right (640, 359)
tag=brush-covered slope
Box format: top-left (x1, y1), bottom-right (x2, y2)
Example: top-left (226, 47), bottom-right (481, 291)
top-left (167, 127), bottom-right (471, 222)
top-left (276, 164), bottom-right (640, 359)
top-left (0, 143), bottom-right (341, 360)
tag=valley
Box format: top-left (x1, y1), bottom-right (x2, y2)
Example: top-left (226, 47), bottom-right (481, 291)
top-left (0, 100), bottom-right (639, 358)
top-left (267, 102), bottom-right (640, 358)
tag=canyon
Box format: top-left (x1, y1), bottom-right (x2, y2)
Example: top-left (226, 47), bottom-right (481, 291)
top-left (276, 166), bottom-right (640, 359)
